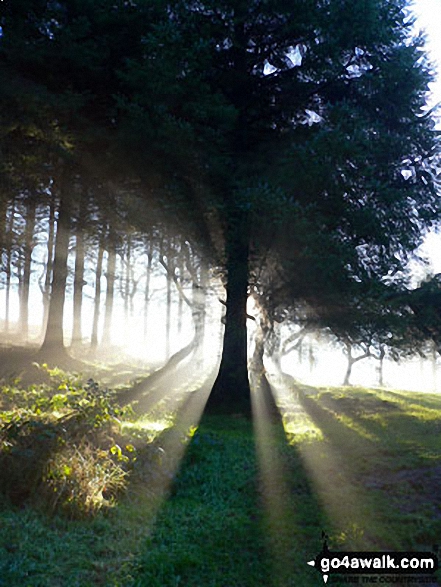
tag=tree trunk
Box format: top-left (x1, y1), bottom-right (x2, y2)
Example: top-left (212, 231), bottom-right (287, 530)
top-left (193, 262), bottom-right (208, 368)
top-left (90, 236), bottom-right (105, 353)
top-left (123, 234), bottom-right (131, 343)
top-left (39, 184), bottom-right (70, 357)
top-left (143, 241), bottom-right (153, 343)
top-left (165, 243), bottom-right (172, 361)
top-left (20, 197), bottom-right (37, 342)
top-left (71, 194), bottom-right (86, 348)
top-left (206, 217), bottom-right (250, 414)
top-left (377, 345), bottom-right (385, 387)
top-left (4, 196), bottom-right (16, 335)
top-left (42, 197), bottom-right (56, 335)
top-left (102, 238), bottom-right (116, 348)
top-left (343, 357), bottom-right (354, 386)
top-left (250, 320), bottom-right (279, 420)
top-left (177, 249), bottom-right (184, 335)
top-left (343, 342), bottom-right (370, 386)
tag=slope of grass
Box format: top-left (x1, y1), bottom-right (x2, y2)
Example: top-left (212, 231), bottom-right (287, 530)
top-left (0, 379), bottom-right (440, 586)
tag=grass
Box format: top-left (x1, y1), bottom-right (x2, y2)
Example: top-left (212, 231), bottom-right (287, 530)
top-left (0, 377), bottom-right (440, 586)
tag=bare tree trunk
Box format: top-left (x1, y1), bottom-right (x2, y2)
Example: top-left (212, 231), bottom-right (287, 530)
top-left (20, 197), bottom-right (37, 342)
top-left (4, 196), bottom-right (16, 335)
top-left (71, 194), bottom-right (87, 348)
top-left (42, 197), bottom-right (56, 335)
top-left (193, 263), bottom-right (208, 367)
top-left (143, 240), bottom-right (153, 343)
top-left (377, 345), bottom-right (385, 387)
top-left (90, 236), bottom-right (105, 353)
top-left (249, 315), bottom-right (279, 420)
top-left (162, 239), bottom-right (172, 361)
top-left (40, 180), bottom-right (70, 357)
top-left (343, 341), bottom-right (370, 386)
top-left (177, 246), bottom-right (184, 336)
top-left (343, 357), bottom-right (354, 386)
top-left (102, 237), bottom-right (116, 348)
top-left (121, 234), bottom-right (132, 344)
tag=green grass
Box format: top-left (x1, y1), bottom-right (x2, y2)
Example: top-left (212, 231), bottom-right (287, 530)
top-left (1, 381), bottom-right (441, 586)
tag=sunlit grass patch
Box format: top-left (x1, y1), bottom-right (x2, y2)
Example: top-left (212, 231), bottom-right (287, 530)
top-left (121, 415), bottom-right (174, 443)
top-left (282, 411), bottom-right (324, 443)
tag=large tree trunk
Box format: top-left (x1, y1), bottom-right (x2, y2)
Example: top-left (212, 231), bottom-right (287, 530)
top-left (39, 184), bottom-right (70, 357)
top-left (20, 197), bottom-right (37, 342)
top-left (206, 218), bottom-right (250, 414)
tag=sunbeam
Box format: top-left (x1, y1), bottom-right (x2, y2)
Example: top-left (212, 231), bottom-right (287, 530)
top-left (266, 368), bottom-right (381, 550)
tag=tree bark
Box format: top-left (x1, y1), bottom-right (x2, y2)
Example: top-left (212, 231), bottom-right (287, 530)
top-left (39, 181), bottom-right (70, 357)
top-left (206, 217), bottom-right (251, 414)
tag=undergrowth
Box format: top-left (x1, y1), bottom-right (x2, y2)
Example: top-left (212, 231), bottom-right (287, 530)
top-left (0, 365), bottom-right (138, 517)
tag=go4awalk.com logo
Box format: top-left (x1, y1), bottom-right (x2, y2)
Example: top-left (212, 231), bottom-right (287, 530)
top-left (307, 533), bottom-right (439, 584)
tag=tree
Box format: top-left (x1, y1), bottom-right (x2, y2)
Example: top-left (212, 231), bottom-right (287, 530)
top-left (115, 0), bottom-right (438, 412)
top-left (1, 0), bottom-right (439, 412)
top-left (39, 171), bottom-right (72, 357)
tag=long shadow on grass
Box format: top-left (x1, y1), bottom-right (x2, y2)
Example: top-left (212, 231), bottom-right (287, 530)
top-left (130, 370), bottom-right (329, 587)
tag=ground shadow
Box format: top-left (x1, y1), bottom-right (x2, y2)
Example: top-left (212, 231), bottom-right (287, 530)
top-left (129, 367), bottom-right (331, 587)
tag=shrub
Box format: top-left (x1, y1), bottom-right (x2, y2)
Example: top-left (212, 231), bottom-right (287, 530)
top-left (0, 368), bottom-right (136, 517)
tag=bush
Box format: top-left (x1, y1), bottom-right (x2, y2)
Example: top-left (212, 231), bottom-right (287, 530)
top-left (0, 367), bottom-right (136, 517)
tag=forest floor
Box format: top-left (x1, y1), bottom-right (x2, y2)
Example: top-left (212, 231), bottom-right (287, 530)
top-left (0, 354), bottom-right (440, 587)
